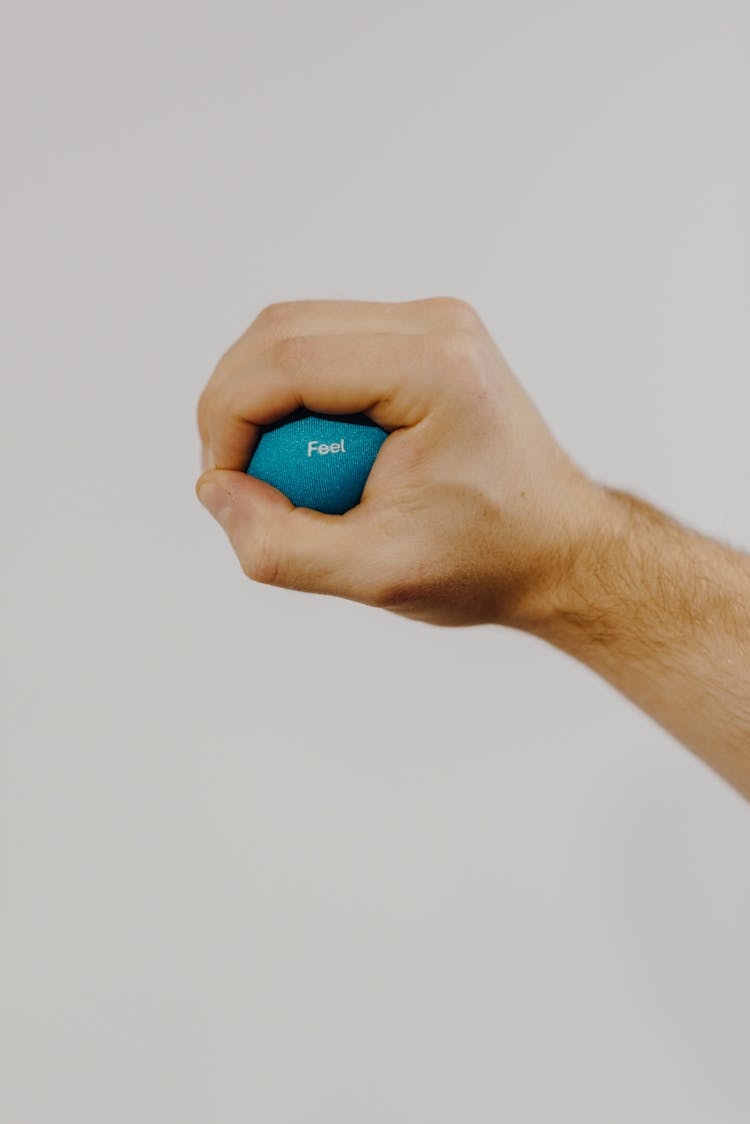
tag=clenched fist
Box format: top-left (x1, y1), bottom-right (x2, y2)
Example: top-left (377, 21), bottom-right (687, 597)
top-left (196, 298), bottom-right (604, 627)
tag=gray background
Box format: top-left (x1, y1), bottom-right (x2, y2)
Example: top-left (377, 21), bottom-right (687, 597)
top-left (2, 1), bottom-right (750, 1120)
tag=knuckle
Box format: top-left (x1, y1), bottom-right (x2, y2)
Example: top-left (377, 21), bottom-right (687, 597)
top-left (269, 333), bottom-right (310, 373)
top-left (434, 330), bottom-right (489, 393)
top-left (197, 356), bottom-right (233, 435)
top-left (239, 533), bottom-right (284, 587)
top-left (239, 528), bottom-right (285, 588)
top-left (196, 386), bottom-right (211, 437)
top-left (428, 296), bottom-right (481, 331)
top-left (204, 376), bottom-right (233, 429)
top-left (214, 341), bottom-right (239, 373)
top-left (431, 327), bottom-right (480, 369)
top-left (254, 301), bottom-right (296, 334)
top-left (212, 329), bottom-right (253, 379)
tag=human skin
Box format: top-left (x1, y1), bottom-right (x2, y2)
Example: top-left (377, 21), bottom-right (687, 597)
top-left (196, 298), bottom-right (750, 800)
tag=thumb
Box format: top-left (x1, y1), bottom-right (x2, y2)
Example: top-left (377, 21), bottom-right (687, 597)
top-left (196, 468), bottom-right (386, 602)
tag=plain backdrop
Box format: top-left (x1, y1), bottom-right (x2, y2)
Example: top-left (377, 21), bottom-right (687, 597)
top-left (2, 1), bottom-right (749, 1121)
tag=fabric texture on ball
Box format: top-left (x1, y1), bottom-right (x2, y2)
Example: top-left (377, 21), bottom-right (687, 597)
top-left (246, 409), bottom-right (388, 515)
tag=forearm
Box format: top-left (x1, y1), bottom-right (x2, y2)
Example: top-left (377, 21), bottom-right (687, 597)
top-left (526, 488), bottom-right (750, 798)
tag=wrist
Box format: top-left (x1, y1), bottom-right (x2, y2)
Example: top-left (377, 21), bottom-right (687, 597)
top-left (505, 482), bottom-right (633, 639)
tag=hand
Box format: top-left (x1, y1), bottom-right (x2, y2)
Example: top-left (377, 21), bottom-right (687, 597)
top-left (196, 298), bottom-right (605, 627)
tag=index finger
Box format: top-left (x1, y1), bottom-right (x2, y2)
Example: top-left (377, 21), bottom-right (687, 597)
top-left (200, 330), bottom-right (442, 471)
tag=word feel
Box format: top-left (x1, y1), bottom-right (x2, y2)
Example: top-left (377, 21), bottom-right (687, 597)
top-left (307, 439), bottom-right (346, 457)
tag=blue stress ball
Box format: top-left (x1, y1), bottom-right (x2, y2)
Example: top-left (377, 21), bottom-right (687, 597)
top-left (246, 409), bottom-right (388, 515)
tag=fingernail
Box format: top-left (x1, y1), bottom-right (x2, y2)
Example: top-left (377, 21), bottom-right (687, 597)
top-left (197, 480), bottom-right (232, 527)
